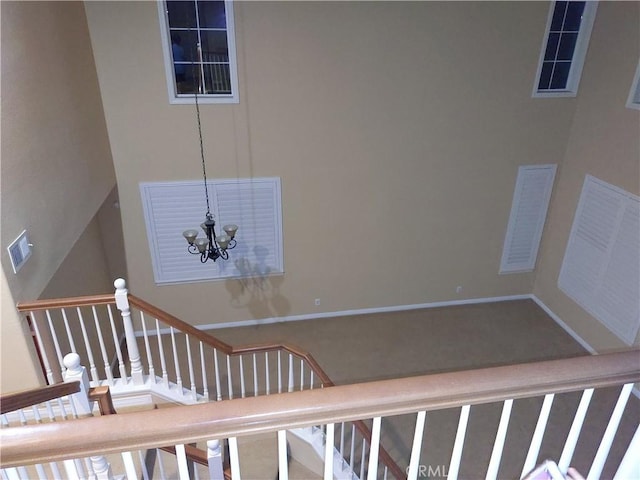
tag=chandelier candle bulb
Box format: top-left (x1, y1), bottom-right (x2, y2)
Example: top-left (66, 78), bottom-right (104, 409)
top-left (223, 224), bottom-right (238, 239)
top-left (183, 230), bottom-right (199, 244)
top-left (217, 235), bottom-right (230, 250)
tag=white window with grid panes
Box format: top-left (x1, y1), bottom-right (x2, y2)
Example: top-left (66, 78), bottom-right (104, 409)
top-left (533, 1), bottom-right (598, 98)
top-left (158, 0), bottom-right (239, 104)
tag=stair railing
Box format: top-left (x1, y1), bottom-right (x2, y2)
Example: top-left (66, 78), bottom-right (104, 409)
top-left (2, 351), bottom-right (638, 480)
top-left (16, 278), bottom-right (404, 479)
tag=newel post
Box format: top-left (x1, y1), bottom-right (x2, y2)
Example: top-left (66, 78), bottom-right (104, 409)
top-left (114, 278), bottom-right (144, 385)
top-left (207, 439), bottom-right (225, 480)
top-left (62, 353), bottom-right (92, 416)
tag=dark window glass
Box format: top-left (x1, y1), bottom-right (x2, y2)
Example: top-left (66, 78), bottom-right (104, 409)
top-left (167, 1), bottom-right (196, 29)
top-left (538, 62), bottom-right (554, 90)
top-left (550, 61), bottom-right (571, 89)
top-left (198, 1), bottom-right (227, 29)
top-left (201, 30), bottom-right (229, 56)
top-left (551, 1), bottom-right (568, 30)
top-left (544, 33), bottom-right (560, 61)
top-left (557, 33), bottom-right (578, 61)
top-left (564, 2), bottom-right (585, 31)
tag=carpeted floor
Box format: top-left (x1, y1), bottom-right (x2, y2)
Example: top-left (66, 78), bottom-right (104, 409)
top-left (203, 299), bottom-right (638, 480)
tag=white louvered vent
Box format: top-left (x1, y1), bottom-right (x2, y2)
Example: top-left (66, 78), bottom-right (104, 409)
top-left (140, 178), bottom-right (283, 284)
top-left (500, 164), bottom-right (557, 274)
top-left (559, 176), bottom-right (640, 345)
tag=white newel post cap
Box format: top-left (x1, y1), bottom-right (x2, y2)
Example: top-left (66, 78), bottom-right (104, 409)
top-left (114, 278), bottom-right (129, 310)
top-left (63, 352), bottom-right (83, 376)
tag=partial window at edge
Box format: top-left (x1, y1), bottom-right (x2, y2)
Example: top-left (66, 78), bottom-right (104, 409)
top-left (158, 0), bottom-right (239, 104)
top-left (626, 59), bottom-right (640, 110)
top-left (533, 1), bottom-right (598, 98)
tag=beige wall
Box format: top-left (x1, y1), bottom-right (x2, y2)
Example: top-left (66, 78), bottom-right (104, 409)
top-left (534, 2), bottom-right (640, 352)
top-left (1, 1), bottom-right (116, 392)
top-left (85, 1), bottom-right (580, 326)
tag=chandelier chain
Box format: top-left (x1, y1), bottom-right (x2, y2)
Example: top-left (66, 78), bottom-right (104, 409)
top-left (194, 42), bottom-right (211, 217)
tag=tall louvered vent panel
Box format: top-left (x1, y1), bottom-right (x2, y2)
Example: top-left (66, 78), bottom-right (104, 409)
top-left (559, 176), bottom-right (640, 345)
top-left (140, 178), bottom-right (283, 284)
top-left (500, 164), bottom-right (557, 273)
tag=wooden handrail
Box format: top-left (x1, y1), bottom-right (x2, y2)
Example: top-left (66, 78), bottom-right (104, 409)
top-left (16, 294), bottom-right (116, 311)
top-left (2, 350), bottom-right (638, 468)
top-left (128, 294), bottom-right (336, 387)
top-left (88, 386), bottom-right (117, 416)
top-left (0, 381), bottom-right (81, 415)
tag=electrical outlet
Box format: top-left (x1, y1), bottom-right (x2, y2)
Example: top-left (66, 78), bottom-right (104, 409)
top-left (315, 298), bottom-right (321, 306)
top-left (456, 286), bottom-right (463, 294)
top-left (7, 230), bottom-right (32, 274)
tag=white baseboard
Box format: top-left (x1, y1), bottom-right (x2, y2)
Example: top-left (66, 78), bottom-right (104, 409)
top-left (198, 294), bottom-right (532, 332)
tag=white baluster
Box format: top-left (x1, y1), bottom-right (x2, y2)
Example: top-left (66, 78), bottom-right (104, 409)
top-left (35, 463), bottom-right (47, 479)
top-left (29, 311), bottom-right (55, 384)
top-left (486, 399), bottom-right (513, 480)
top-left (407, 411), bottom-right (427, 480)
top-left (448, 405), bottom-right (471, 480)
top-left (62, 459), bottom-right (81, 480)
top-left (339, 422), bottom-right (345, 459)
top-left (613, 423), bottom-right (640, 480)
top-left (200, 342), bottom-right (209, 401)
top-left (45, 310), bottom-right (65, 380)
top-left (367, 417), bottom-right (382, 480)
top-left (61, 309), bottom-right (77, 353)
top-left (310, 371), bottom-right (315, 390)
top-left (185, 334), bottom-right (197, 400)
top-left (76, 307), bottom-right (98, 383)
top-left (63, 353), bottom-right (92, 416)
top-left (139, 312), bottom-right (155, 379)
top-left (359, 439), bottom-right (366, 480)
top-left (137, 450), bottom-right (150, 480)
top-left (156, 318), bottom-right (169, 389)
top-left (90, 455), bottom-right (114, 480)
top-left (278, 431), bottom-right (289, 480)
top-left (288, 354), bottom-right (294, 393)
top-left (349, 424), bottom-right (356, 469)
top-left (213, 348), bottom-right (222, 401)
top-left (170, 327), bottom-right (183, 391)
top-left (253, 353), bottom-right (258, 396)
top-left (521, 394), bottom-right (555, 479)
top-left (226, 355), bottom-right (234, 399)
top-left (207, 440), bottom-right (224, 480)
top-left (277, 350), bottom-right (282, 394)
top-left (239, 355), bottom-right (246, 398)
top-left (92, 306), bottom-right (114, 386)
top-left (558, 388), bottom-right (594, 473)
top-left (587, 383), bottom-right (634, 480)
top-left (265, 352), bottom-right (270, 395)
top-left (324, 423), bottom-right (335, 480)
top-left (106, 305), bottom-right (127, 382)
top-left (121, 452), bottom-right (138, 480)
top-left (229, 437), bottom-right (242, 480)
top-left (174, 444), bottom-right (190, 480)
top-left (299, 360), bottom-right (304, 391)
top-left (114, 279), bottom-right (144, 385)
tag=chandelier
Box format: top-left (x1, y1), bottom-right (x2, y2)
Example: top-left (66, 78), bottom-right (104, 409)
top-left (182, 43), bottom-right (237, 263)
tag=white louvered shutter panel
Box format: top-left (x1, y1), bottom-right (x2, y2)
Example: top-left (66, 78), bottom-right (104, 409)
top-left (140, 178), bottom-right (283, 284)
top-left (559, 176), bottom-right (640, 345)
top-left (500, 164), bottom-right (557, 273)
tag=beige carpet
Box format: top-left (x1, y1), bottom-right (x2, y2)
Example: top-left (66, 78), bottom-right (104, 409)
top-left (203, 299), bottom-right (638, 480)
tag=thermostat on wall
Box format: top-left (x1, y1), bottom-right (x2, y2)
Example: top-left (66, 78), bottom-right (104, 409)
top-left (7, 230), bottom-right (33, 274)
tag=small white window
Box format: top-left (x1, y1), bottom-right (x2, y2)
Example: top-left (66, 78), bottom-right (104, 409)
top-left (158, 0), bottom-right (239, 104)
top-left (140, 178), bottom-right (283, 284)
top-left (626, 59), bottom-right (640, 110)
top-left (533, 1), bottom-right (598, 98)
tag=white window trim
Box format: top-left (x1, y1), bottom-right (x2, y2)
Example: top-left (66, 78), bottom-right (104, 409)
top-left (626, 59), bottom-right (640, 110)
top-left (157, 0), bottom-right (240, 104)
top-left (532, 1), bottom-right (598, 98)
